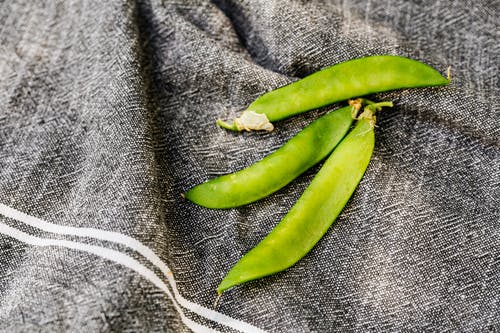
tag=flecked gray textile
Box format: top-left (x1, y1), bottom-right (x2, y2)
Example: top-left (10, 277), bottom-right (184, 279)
top-left (0, 0), bottom-right (499, 332)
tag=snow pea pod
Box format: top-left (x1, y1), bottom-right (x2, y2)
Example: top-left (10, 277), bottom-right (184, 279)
top-left (217, 105), bottom-right (384, 293)
top-left (217, 55), bottom-right (448, 131)
top-left (185, 103), bottom-right (357, 209)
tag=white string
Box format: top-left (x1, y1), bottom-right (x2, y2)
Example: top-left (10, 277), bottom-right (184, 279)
top-left (0, 221), bottom-right (215, 333)
top-left (0, 203), bottom-right (265, 333)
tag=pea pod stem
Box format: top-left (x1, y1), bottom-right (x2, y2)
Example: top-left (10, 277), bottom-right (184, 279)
top-left (217, 102), bottom-right (391, 294)
top-left (349, 98), bottom-right (393, 118)
top-left (218, 55), bottom-right (448, 131)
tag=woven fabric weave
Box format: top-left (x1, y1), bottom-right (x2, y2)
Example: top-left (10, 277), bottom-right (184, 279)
top-left (0, 1), bottom-right (498, 332)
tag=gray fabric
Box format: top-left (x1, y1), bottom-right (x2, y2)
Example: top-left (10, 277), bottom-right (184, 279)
top-left (0, 0), bottom-right (498, 332)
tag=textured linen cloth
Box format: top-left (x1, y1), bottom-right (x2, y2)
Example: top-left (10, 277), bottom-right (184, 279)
top-left (0, 0), bottom-right (498, 332)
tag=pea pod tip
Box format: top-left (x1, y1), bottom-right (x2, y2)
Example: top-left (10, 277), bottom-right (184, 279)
top-left (213, 292), bottom-right (222, 309)
top-left (217, 111), bottom-right (274, 132)
top-left (216, 118), bottom-right (238, 131)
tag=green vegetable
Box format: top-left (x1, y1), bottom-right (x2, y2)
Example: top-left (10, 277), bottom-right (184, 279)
top-left (186, 55), bottom-right (450, 294)
top-left (217, 103), bottom-right (390, 293)
top-left (185, 103), bottom-right (358, 208)
top-left (217, 55), bottom-right (448, 131)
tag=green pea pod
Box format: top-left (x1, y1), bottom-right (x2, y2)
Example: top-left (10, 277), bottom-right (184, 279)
top-left (218, 55), bottom-right (448, 131)
top-left (217, 108), bottom-right (379, 293)
top-left (185, 104), bottom-right (356, 209)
